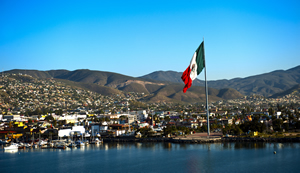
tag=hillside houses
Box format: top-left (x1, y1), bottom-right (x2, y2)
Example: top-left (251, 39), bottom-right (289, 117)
top-left (0, 73), bottom-right (300, 140)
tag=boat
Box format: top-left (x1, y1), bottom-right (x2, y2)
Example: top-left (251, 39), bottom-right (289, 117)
top-left (84, 140), bottom-right (89, 146)
top-left (39, 140), bottom-right (48, 146)
top-left (55, 142), bottom-right (66, 149)
top-left (4, 143), bottom-right (19, 150)
top-left (49, 142), bottom-right (54, 148)
top-left (32, 144), bottom-right (38, 148)
top-left (75, 140), bottom-right (85, 147)
top-left (90, 138), bottom-right (102, 145)
top-left (18, 143), bottom-right (26, 149)
top-left (40, 145), bottom-right (51, 149)
top-left (25, 143), bottom-right (32, 148)
top-left (0, 139), bottom-right (9, 145)
top-left (68, 142), bottom-right (76, 148)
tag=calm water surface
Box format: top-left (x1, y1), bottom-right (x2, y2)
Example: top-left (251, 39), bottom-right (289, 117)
top-left (0, 142), bottom-right (299, 173)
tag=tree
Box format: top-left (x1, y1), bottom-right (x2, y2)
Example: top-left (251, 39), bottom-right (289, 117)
top-left (52, 120), bottom-right (57, 128)
top-left (295, 121), bottom-right (300, 129)
top-left (163, 126), bottom-right (174, 137)
top-left (105, 117), bottom-right (110, 122)
top-left (139, 127), bottom-right (154, 137)
top-left (232, 125), bottom-right (243, 135)
top-left (55, 109), bottom-right (63, 115)
top-left (288, 113), bottom-right (295, 122)
top-left (272, 119), bottom-right (283, 132)
top-left (33, 108), bottom-right (43, 115)
top-left (164, 116), bottom-right (170, 122)
top-left (45, 115), bottom-right (54, 122)
top-left (199, 125), bottom-right (208, 133)
top-left (119, 115), bottom-right (127, 121)
top-left (240, 116), bottom-right (266, 133)
top-left (277, 104), bottom-right (282, 111)
top-left (28, 119), bottom-right (33, 125)
top-left (283, 123), bottom-right (289, 131)
top-left (268, 108), bottom-right (274, 116)
top-left (179, 115), bottom-right (184, 120)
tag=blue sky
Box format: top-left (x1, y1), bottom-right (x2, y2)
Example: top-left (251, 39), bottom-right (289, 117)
top-left (0, 0), bottom-right (299, 80)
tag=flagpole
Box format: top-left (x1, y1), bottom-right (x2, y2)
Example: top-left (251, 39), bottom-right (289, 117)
top-left (203, 38), bottom-right (210, 136)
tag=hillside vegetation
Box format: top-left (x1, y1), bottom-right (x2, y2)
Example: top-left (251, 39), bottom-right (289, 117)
top-left (5, 69), bottom-right (244, 103)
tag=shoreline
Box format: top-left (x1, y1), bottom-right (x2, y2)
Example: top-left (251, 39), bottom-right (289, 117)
top-left (102, 136), bottom-right (300, 144)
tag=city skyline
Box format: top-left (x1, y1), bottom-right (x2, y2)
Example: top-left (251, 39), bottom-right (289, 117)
top-left (1, 0), bottom-right (299, 80)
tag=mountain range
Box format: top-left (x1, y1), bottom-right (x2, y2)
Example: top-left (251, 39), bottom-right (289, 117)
top-left (140, 65), bottom-right (300, 97)
top-left (4, 65), bottom-right (300, 103)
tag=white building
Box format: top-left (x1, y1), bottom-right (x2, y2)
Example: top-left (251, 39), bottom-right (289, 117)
top-left (129, 110), bottom-right (148, 121)
top-left (58, 114), bottom-right (86, 124)
top-left (135, 110), bottom-right (148, 121)
top-left (100, 124), bottom-right (108, 133)
top-left (58, 126), bottom-right (85, 137)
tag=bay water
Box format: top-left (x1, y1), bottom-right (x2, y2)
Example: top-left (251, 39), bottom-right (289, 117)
top-left (1, 142), bottom-right (299, 173)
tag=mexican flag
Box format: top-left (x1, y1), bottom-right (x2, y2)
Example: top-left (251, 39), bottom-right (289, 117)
top-left (181, 41), bottom-right (205, 93)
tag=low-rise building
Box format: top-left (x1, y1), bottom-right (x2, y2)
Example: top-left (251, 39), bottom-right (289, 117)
top-left (58, 126), bottom-right (85, 138)
top-left (3, 115), bottom-right (21, 122)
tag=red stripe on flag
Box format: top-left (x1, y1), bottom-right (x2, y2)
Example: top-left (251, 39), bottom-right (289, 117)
top-left (181, 65), bottom-right (192, 93)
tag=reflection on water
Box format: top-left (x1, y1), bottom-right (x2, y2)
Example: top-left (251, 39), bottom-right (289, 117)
top-left (135, 142), bottom-right (142, 148)
top-left (2, 142), bottom-right (299, 154)
top-left (163, 142), bottom-right (172, 150)
top-left (1, 142), bottom-right (300, 173)
top-left (97, 142), bottom-right (300, 151)
top-left (220, 142), bottom-right (299, 150)
top-left (4, 149), bottom-right (18, 153)
top-left (225, 142), bottom-right (268, 149)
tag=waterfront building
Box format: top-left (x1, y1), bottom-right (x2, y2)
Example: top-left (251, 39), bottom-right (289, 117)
top-left (58, 126), bottom-right (85, 138)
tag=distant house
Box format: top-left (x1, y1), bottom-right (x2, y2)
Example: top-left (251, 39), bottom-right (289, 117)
top-left (58, 126), bottom-right (85, 138)
top-left (155, 111), bottom-right (165, 118)
top-left (235, 119), bottom-right (241, 125)
top-left (190, 121), bottom-right (198, 129)
top-left (99, 122), bottom-right (108, 134)
top-left (215, 111), bottom-right (227, 116)
top-left (3, 115), bottom-right (21, 122)
top-left (109, 114), bottom-right (120, 119)
top-left (138, 122), bottom-right (149, 128)
top-left (104, 110), bottom-right (111, 114)
top-left (108, 124), bottom-right (129, 136)
top-left (219, 118), bottom-right (233, 125)
top-left (198, 120), bottom-right (207, 127)
top-left (135, 110), bottom-right (148, 121)
top-left (58, 115), bottom-right (83, 124)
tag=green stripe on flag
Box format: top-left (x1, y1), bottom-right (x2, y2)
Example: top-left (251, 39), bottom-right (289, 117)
top-left (195, 42), bottom-right (205, 75)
